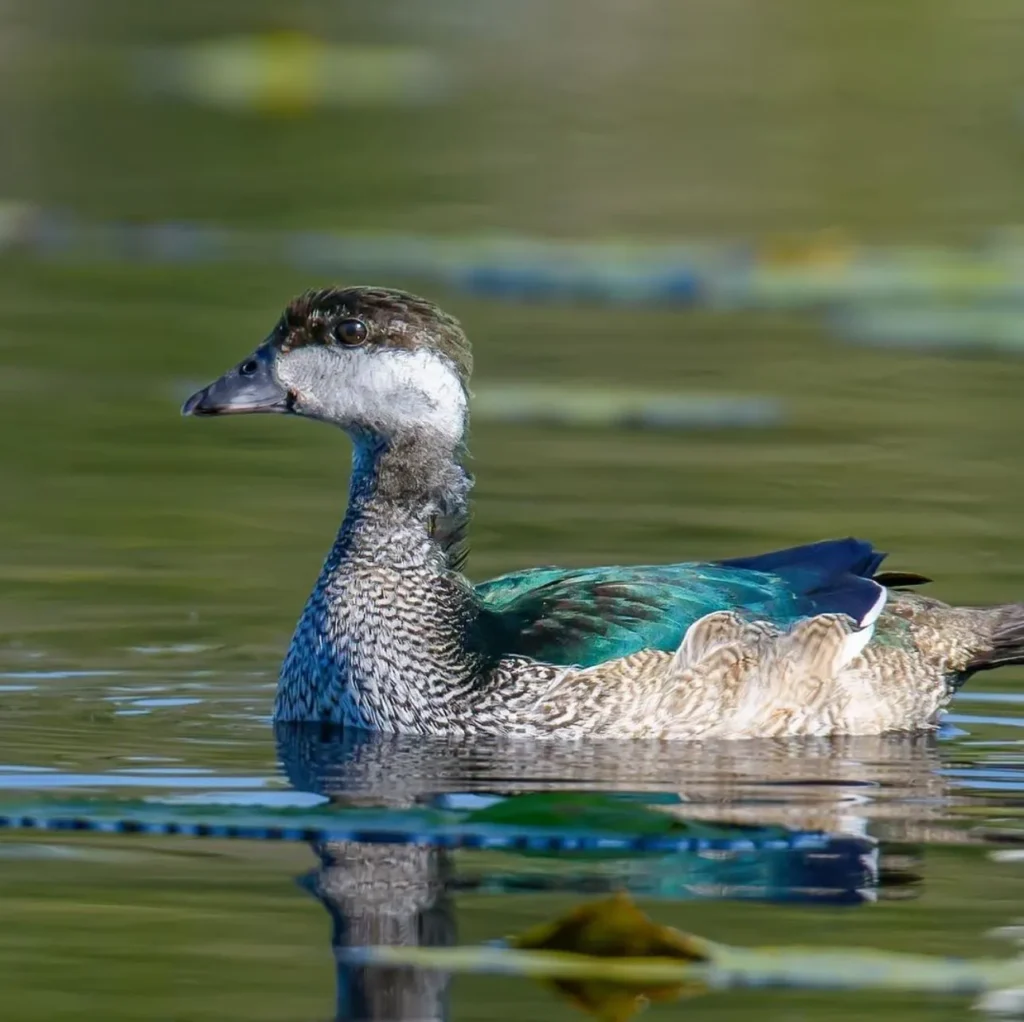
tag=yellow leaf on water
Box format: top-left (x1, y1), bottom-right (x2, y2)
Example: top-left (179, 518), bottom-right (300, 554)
top-left (511, 894), bottom-right (710, 1022)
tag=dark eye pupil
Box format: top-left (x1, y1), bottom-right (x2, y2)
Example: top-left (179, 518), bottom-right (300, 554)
top-left (337, 319), bottom-right (367, 345)
top-left (240, 359), bottom-right (259, 377)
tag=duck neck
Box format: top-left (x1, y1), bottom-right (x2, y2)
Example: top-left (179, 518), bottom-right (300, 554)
top-left (332, 428), bottom-right (471, 571)
top-left (276, 424), bottom-right (487, 726)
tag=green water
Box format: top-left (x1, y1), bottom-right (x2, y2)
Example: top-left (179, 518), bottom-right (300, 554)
top-left (0, 832), bottom-right (1022, 1022)
top-left (3, 2), bottom-right (1024, 1019)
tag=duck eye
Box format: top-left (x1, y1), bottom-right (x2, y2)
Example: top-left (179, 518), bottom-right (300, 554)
top-left (334, 318), bottom-right (368, 346)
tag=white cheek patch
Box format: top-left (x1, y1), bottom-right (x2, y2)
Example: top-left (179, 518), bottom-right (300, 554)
top-left (276, 345), bottom-right (468, 443)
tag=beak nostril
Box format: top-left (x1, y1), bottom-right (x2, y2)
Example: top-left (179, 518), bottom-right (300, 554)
top-left (183, 352), bottom-right (289, 418)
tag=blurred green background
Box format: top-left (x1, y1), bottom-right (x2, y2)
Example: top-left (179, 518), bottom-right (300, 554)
top-left (2, 3), bottom-right (1024, 1019)
top-left (1, 0), bottom-right (1024, 664)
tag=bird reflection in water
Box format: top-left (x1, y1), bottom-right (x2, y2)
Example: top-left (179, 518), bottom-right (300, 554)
top-left (276, 724), bottom-right (944, 1021)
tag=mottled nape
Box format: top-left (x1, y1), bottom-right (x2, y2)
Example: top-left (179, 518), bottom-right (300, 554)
top-left (181, 285), bottom-right (1024, 739)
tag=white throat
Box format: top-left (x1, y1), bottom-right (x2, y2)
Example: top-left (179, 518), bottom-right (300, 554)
top-left (279, 346), bottom-right (468, 444)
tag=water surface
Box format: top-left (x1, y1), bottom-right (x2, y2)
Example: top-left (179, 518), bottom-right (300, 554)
top-left (5, 2), bottom-right (1024, 1019)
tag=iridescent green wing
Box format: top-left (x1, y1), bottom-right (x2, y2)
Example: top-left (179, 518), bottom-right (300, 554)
top-left (475, 564), bottom-right (779, 666)
top-left (475, 539), bottom-right (899, 668)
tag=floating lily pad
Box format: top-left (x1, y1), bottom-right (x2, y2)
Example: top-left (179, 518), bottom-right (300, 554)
top-left (347, 893), bottom-right (1024, 1017)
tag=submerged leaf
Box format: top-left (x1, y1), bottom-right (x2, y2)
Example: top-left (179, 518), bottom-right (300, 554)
top-left (466, 793), bottom-right (680, 836)
top-left (511, 893), bottom-right (710, 1021)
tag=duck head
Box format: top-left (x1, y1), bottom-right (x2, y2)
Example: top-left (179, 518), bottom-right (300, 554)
top-left (182, 286), bottom-right (473, 446)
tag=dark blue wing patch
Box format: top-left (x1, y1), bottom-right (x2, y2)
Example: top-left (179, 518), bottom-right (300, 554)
top-left (718, 537), bottom-right (886, 579)
top-left (717, 537), bottom-right (887, 627)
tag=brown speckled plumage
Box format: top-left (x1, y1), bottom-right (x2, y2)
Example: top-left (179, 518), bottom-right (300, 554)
top-left (522, 604), bottom-right (996, 739)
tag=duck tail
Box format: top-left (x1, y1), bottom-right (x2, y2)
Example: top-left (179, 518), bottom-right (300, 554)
top-left (963, 603), bottom-right (1024, 678)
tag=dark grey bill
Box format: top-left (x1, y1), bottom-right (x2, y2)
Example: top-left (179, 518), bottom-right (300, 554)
top-left (181, 348), bottom-right (292, 417)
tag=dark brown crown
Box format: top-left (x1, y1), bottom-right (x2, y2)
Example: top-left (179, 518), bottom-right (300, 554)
top-left (273, 286), bottom-right (473, 384)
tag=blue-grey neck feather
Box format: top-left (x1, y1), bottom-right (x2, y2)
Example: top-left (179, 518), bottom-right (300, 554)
top-left (339, 428), bottom-right (472, 569)
top-left (275, 427), bottom-right (511, 729)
